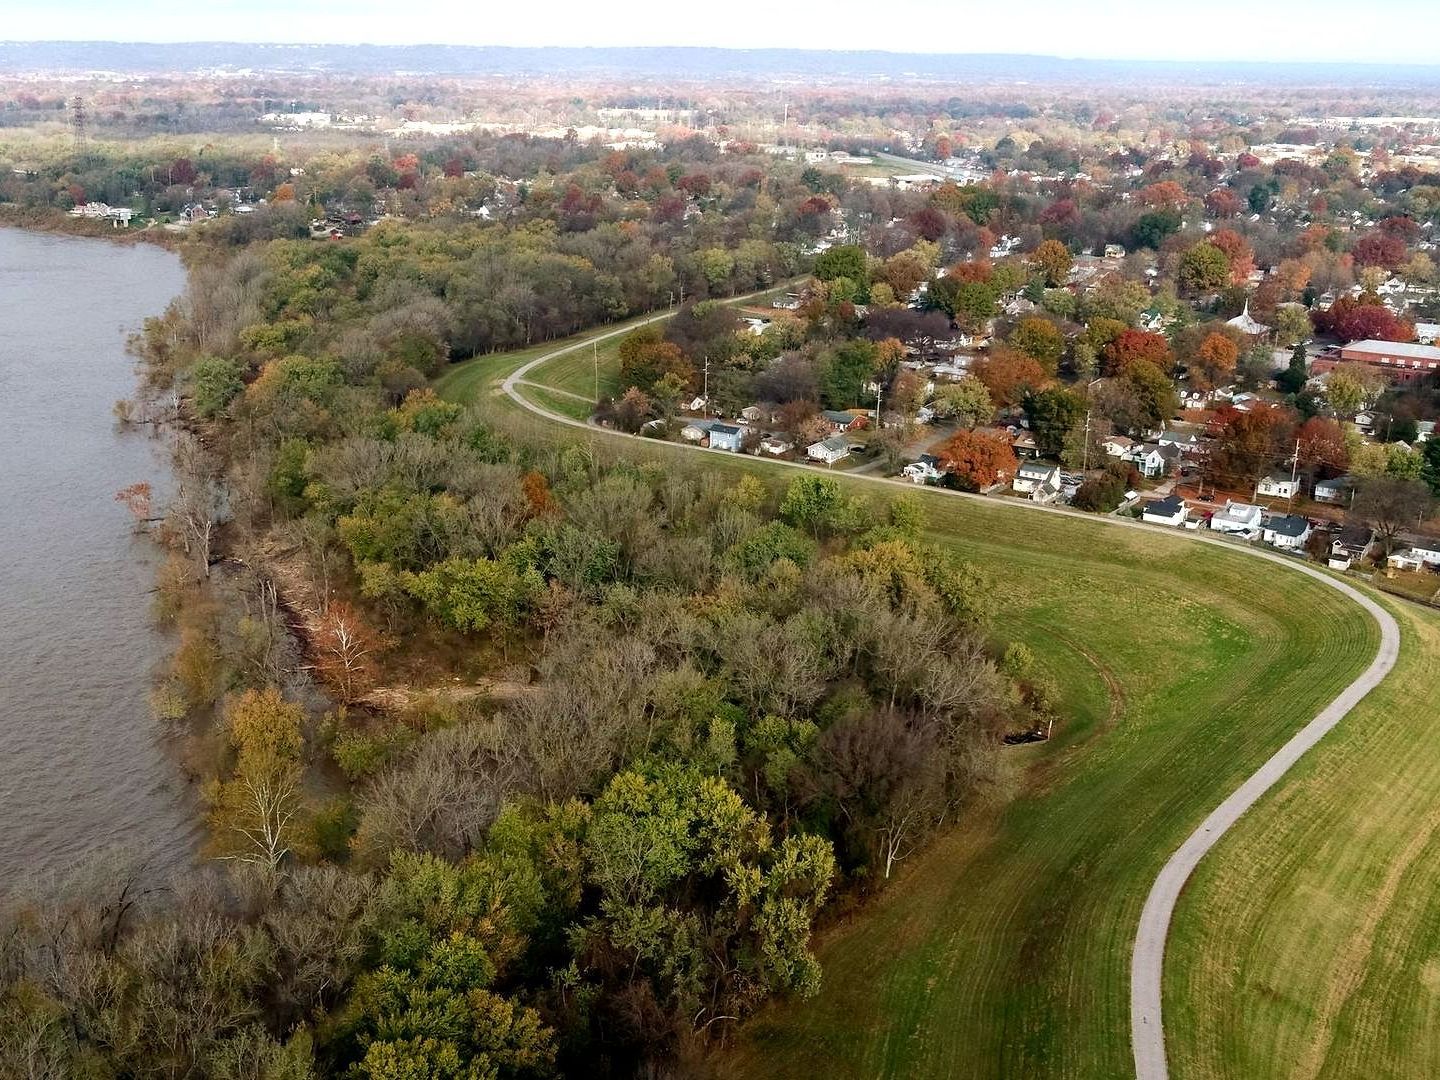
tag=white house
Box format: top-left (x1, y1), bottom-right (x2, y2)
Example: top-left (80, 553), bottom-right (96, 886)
top-left (758, 435), bottom-right (794, 456)
top-left (1387, 537), bottom-right (1440, 570)
top-left (1262, 514), bottom-right (1311, 550)
top-left (902, 454), bottom-right (945, 484)
top-left (707, 423), bottom-right (746, 452)
top-left (1155, 430), bottom-right (1201, 450)
top-left (807, 435), bottom-right (851, 466)
top-left (1328, 525), bottom-right (1374, 570)
top-left (680, 420), bottom-right (714, 443)
top-left (1131, 442), bottom-right (1181, 479)
top-left (1141, 494), bottom-right (1188, 527)
top-left (1012, 463), bottom-right (1062, 503)
top-left (1314, 475), bottom-right (1356, 504)
top-left (1210, 500), bottom-right (1264, 536)
top-left (1103, 435), bottom-right (1136, 458)
top-left (1256, 472), bottom-right (1300, 499)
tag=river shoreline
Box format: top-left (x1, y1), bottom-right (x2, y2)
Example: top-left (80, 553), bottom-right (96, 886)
top-left (0, 228), bottom-right (199, 887)
top-left (0, 205), bottom-right (185, 250)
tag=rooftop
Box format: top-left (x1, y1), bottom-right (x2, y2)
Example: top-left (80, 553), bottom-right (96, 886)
top-left (1266, 514), bottom-right (1310, 537)
top-left (1342, 339), bottom-right (1440, 360)
top-left (1145, 494), bottom-right (1186, 515)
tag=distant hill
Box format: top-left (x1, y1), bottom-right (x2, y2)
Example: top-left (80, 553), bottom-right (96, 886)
top-left (2, 42), bottom-right (1440, 85)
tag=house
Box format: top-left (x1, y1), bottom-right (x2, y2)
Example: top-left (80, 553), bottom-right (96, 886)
top-left (1262, 514), bottom-right (1311, 550)
top-left (1156, 430), bottom-right (1201, 451)
top-left (1142, 494), bottom-right (1189, 527)
top-left (1013, 463), bottom-right (1062, 503)
top-left (1210, 500), bottom-right (1264, 536)
top-left (807, 435), bottom-right (851, 465)
top-left (902, 454), bottom-right (945, 483)
top-left (1131, 442), bottom-right (1180, 479)
top-left (1328, 525), bottom-right (1375, 570)
top-left (1103, 435), bottom-right (1136, 458)
top-left (1387, 536), bottom-right (1440, 570)
top-left (759, 435), bottom-right (794, 456)
top-left (739, 405), bottom-right (769, 423)
top-left (680, 420), bottom-right (715, 442)
top-left (707, 423), bottom-right (746, 452)
top-left (821, 409), bottom-right (868, 434)
top-left (1010, 429), bottom-right (1040, 459)
top-left (1314, 475), bottom-right (1356, 504)
top-left (1256, 472), bottom-right (1300, 499)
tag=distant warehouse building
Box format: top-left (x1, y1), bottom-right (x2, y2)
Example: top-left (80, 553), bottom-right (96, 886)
top-left (1313, 339), bottom-right (1440, 384)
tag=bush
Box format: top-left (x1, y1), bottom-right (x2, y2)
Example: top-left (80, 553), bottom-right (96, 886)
top-left (308, 797), bottom-right (358, 862)
top-left (1072, 473), bottom-right (1127, 512)
top-left (332, 725), bottom-right (415, 781)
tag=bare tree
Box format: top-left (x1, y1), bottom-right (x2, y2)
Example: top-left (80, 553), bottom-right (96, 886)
top-left (310, 600), bottom-right (383, 702)
top-left (1354, 476), bottom-right (1434, 555)
top-left (167, 438), bottom-right (230, 578)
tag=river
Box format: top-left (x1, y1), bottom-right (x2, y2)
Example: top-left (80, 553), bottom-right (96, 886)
top-left (0, 228), bottom-right (200, 887)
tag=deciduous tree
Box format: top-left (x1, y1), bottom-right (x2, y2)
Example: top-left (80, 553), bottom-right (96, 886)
top-left (935, 429), bottom-right (1018, 490)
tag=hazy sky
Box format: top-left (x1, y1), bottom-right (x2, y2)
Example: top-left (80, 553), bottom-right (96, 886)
top-left (3, 0), bottom-right (1438, 65)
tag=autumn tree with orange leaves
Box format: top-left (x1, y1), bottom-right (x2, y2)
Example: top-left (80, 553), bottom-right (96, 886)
top-left (1102, 329), bottom-right (1171, 376)
top-left (971, 347), bottom-right (1047, 408)
top-left (936, 429), bottom-right (1018, 491)
top-left (1191, 331), bottom-right (1239, 389)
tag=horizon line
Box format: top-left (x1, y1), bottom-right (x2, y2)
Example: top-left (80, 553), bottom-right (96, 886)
top-left (3, 41), bottom-right (1440, 70)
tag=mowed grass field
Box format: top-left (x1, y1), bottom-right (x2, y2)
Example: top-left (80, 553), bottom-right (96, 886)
top-left (436, 328), bottom-right (1426, 1078)
top-left (1166, 597), bottom-right (1440, 1080)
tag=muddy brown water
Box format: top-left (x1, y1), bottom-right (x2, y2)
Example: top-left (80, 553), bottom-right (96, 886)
top-left (0, 228), bottom-right (200, 887)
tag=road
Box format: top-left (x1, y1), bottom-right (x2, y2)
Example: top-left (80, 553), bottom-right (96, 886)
top-left (494, 313), bottom-right (1402, 1080)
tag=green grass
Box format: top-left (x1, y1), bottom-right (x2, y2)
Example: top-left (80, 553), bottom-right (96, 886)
top-left (717, 527), bottom-right (1376, 1080)
top-left (1166, 597), bottom-right (1440, 1080)
top-left (435, 283), bottom-right (793, 413)
top-left (512, 383), bottom-right (595, 422)
top-left (435, 324), bottom-right (1416, 1080)
top-left (525, 334), bottom-right (623, 402)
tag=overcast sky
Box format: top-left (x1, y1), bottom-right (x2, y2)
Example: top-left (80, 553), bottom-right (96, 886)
top-left (3, 0), bottom-right (1438, 65)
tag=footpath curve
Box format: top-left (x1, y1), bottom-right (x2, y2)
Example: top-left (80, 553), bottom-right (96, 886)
top-left (493, 322), bottom-right (1402, 1080)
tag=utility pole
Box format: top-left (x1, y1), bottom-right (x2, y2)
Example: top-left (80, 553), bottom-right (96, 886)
top-left (1082, 409), bottom-right (1093, 472)
top-left (593, 340), bottom-right (599, 403)
top-left (1290, 437), bottom-right (1301, 507)
top-left (702, 355), bottom-right (710, 418)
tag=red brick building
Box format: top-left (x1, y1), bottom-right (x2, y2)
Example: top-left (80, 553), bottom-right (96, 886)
top-left (1312, 339), bottom-right (1440, 384)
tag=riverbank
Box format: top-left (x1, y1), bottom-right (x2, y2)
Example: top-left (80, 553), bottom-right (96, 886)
top-left (0, 205), bottom-right (183, 249)
top-left (0, 228), bottom-right (198, 885)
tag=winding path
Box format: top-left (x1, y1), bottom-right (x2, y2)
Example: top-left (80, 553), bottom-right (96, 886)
top-left (488, 311), bottom-right (1403, 1080)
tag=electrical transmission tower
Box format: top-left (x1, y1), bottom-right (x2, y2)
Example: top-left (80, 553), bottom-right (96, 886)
top-left (70, 96), bottom-right (88, 151)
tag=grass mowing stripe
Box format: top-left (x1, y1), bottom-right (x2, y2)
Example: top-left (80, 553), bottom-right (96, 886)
top-left (1166, 599), bottom-right (1440, 1080)
top-left (435, 326), bottom-right (1395, 1079)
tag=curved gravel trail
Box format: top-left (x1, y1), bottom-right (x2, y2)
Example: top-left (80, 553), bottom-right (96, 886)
top-left (490, 315), bottom-right (1402, 1080)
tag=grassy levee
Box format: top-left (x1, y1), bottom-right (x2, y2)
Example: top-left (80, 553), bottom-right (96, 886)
top-left (1167, 597), bottom-right (1440, 1080)
top-left (435, 340), bottom-right (1388, 1078)
top-left (525, 333), bottom-right (623, 401)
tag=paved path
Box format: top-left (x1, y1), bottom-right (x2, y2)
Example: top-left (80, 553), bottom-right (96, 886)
top-left (493, 309), bottom-right (1403, 1080)
top-left (1130, 565), bottom-right (1399, 1080)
